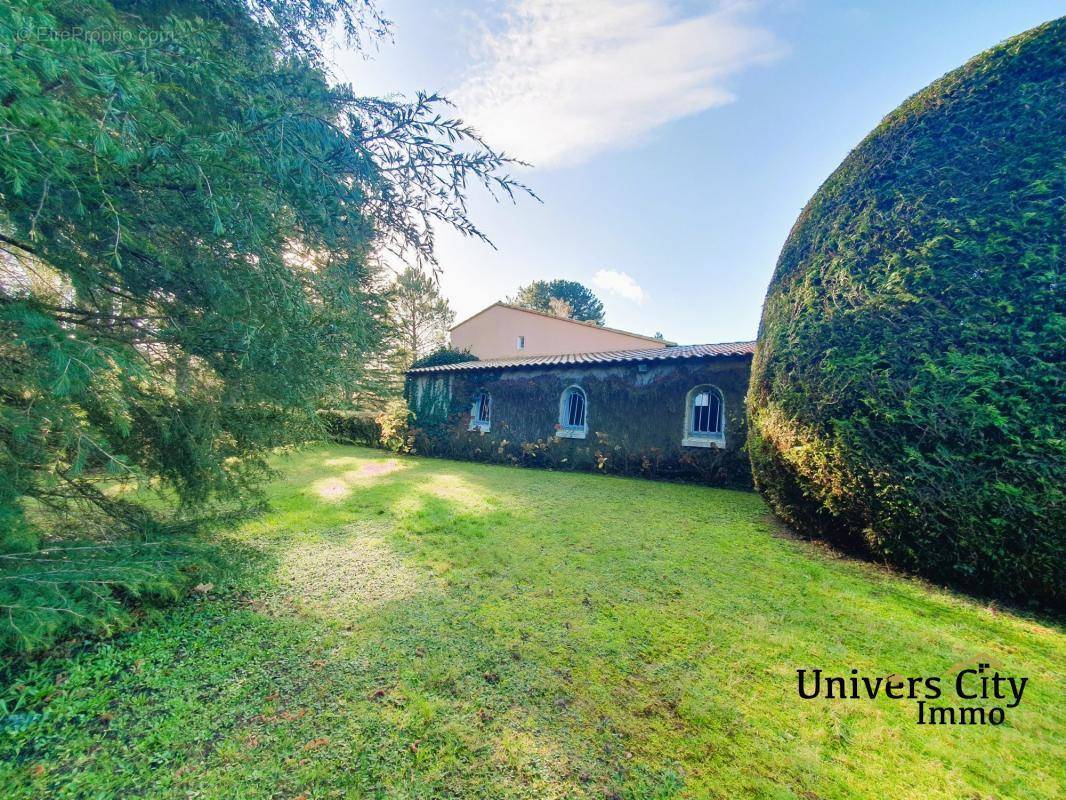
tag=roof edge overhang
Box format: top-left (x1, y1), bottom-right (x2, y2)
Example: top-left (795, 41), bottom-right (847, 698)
top-left (406, 342), bottom-right (756, 376)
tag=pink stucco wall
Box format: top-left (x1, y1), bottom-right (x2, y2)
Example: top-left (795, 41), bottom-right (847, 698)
top-left (450, 304), bottom-right (668, 359)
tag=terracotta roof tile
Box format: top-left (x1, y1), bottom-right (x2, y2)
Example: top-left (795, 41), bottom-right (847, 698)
top-left (407, 341), bottom-right (756, 374)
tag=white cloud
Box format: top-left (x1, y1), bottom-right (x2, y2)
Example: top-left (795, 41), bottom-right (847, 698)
top-left (594, 269), bottom-right (645, 304)
top-left (453, 1), bottom-right (783, 167)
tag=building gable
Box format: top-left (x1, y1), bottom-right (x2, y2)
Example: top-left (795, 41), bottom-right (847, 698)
top-left (450, 302), bottom-right (672, 359)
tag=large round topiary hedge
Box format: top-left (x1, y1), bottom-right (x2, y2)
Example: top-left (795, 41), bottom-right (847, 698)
top-left (747, 19), bottom-right (1065, 606)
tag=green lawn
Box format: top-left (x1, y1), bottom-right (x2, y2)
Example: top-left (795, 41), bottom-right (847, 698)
top-left (2, 445), bottom-right (1063, 799)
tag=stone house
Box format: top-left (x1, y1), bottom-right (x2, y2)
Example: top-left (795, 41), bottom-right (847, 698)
top-left (406, 341), bottom-right (755, 488)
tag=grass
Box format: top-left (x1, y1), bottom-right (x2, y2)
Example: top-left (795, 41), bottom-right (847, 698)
top-left (1, 445), bottom-right (1063, 799)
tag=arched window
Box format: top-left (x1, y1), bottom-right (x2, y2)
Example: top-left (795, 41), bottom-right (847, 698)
top-left (469, 390), bottom-right (491, 432)
top-left (556, 385), bottom-right (588, 439)
top-left (683, 385), bottom-right (725, 448)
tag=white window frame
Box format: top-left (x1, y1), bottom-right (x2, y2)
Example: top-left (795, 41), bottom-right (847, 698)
top-left (556, 385), bottom-right (588, 439)
top-left (683, 385), bottom-right (725, 449)
top-left (469, 390), bottom-right (491, 432)
top-left (516, 335), bottom-right (525, 350)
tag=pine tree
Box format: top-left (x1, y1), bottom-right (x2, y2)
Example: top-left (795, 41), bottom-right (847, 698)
top-left (389, 268), bottom-right (456, 370)
top-left (509, 279), bottom-right (605, 324)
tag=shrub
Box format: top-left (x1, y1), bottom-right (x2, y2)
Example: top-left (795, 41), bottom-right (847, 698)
top-left (747, 19), bottom-right (1065, 606)
top-left (376, 399), bottom-right (414, 453)
top-left (317, 409), bottom-right (382, 447)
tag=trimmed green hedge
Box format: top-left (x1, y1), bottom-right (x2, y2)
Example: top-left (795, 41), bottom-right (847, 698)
top-left (316, 409), bottom-right (381, 447)
top-left (748, 19), bottom-right (1065, 605)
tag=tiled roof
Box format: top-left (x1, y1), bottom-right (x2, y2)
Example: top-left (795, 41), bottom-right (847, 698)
top-left (407, 341), bottom-right (756, 374)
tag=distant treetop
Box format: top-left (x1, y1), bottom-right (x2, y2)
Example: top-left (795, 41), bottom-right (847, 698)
top-left (409, 347), bottom-right (479, 371)
top-left (509, 279), bottom-right (606, 325)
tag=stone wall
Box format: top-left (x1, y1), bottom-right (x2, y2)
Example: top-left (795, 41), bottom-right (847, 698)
top-left (406, 357), bottom-right (753, 488)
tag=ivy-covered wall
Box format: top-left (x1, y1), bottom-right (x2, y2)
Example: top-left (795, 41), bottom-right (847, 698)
top-left (407, 357), bottom-right (753, 488)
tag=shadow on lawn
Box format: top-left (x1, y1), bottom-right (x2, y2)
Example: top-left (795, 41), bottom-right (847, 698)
top-left (239, 459), bottom-right (680, 797)
top-left (3, 447), bottom-right (1063, 800)
top-left (339, 459), bottom-right (1063, 798)
top-left (246, 486), bottom-right (653, 793)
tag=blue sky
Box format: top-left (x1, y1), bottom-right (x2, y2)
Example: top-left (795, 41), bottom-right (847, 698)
top-left (331, 1), bottom-right (1063, 345)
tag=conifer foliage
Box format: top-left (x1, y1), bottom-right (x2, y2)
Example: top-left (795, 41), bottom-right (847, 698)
top-left (0, 0), bottom-right (529, 649)
top-left (510, 279), bottom-right (606, 324)
top-left (747, 19), bottom-right (1065, 605)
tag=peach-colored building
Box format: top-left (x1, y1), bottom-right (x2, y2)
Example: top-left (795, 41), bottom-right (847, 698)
top-left (450, 302), bottom-right (672, 359)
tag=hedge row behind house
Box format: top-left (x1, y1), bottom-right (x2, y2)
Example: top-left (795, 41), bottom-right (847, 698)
top-left (316, 409), bottom-right (382, 447)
